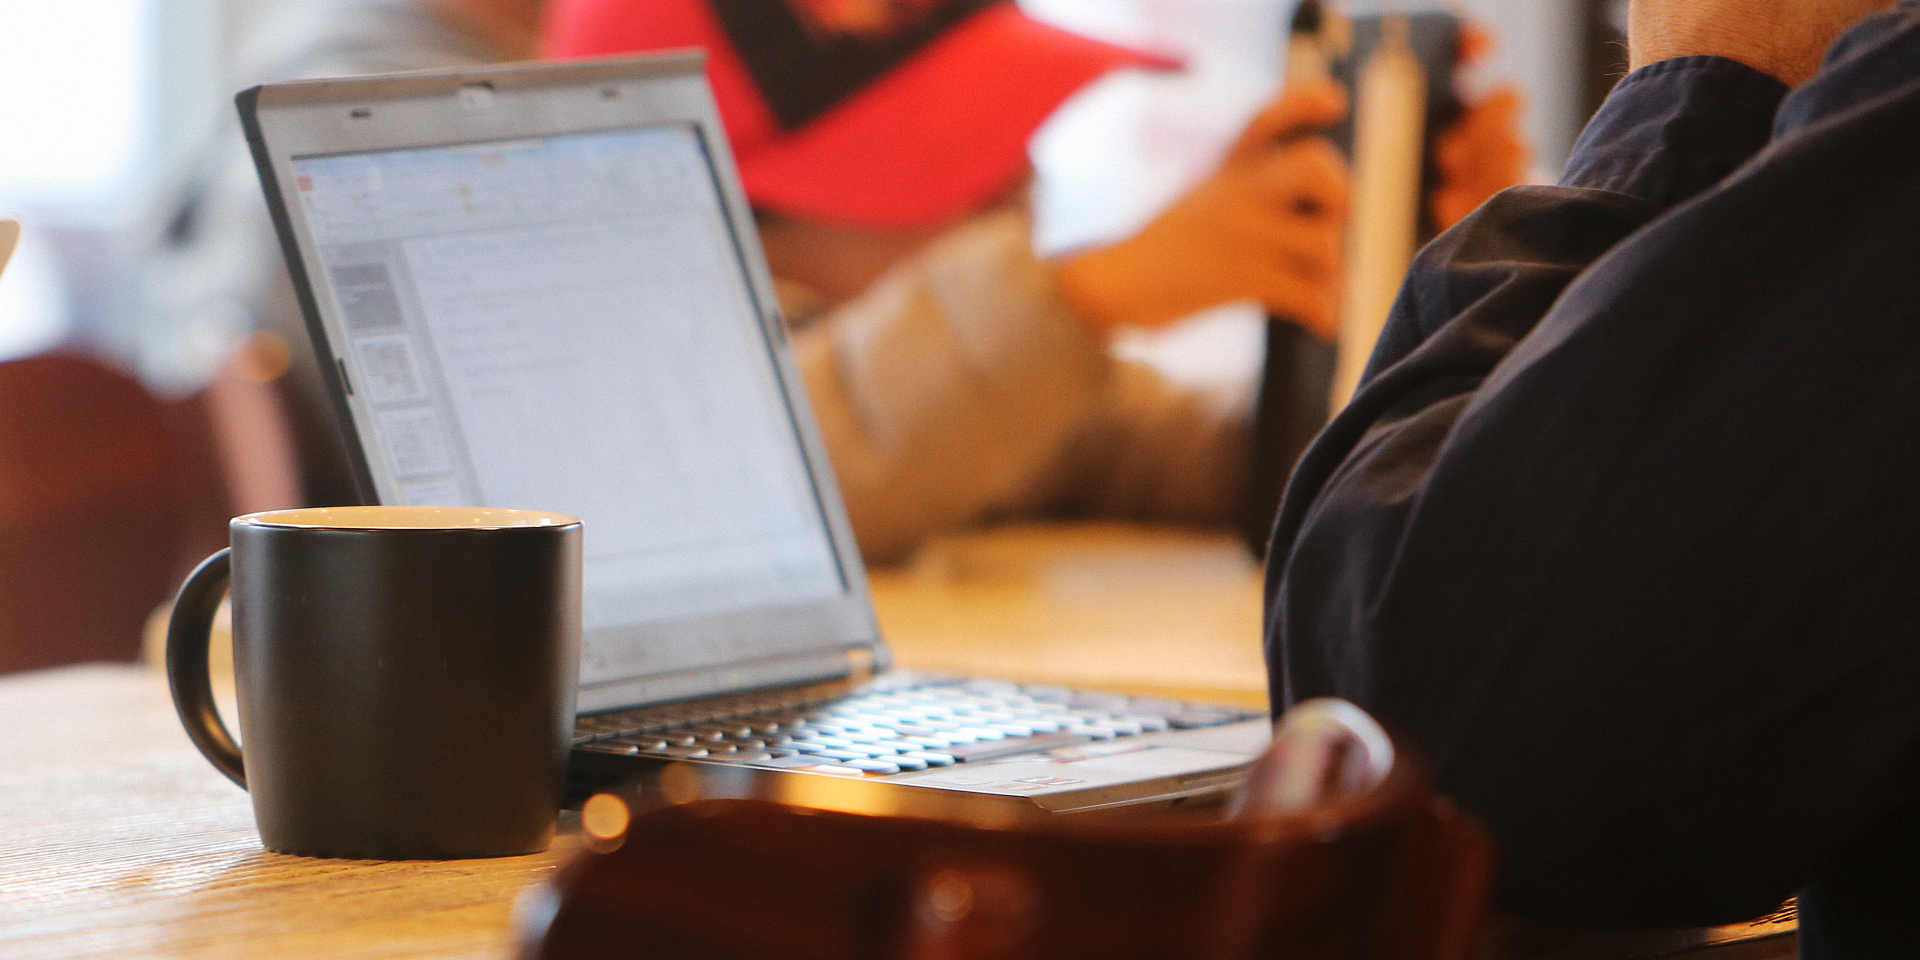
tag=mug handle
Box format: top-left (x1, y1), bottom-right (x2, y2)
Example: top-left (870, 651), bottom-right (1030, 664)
top-left (165, 549), bottom-right (246, 788)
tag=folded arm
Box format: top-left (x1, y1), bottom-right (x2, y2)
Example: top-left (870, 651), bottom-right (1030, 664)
top-left (1267, 6), bottom-right (1920, 925)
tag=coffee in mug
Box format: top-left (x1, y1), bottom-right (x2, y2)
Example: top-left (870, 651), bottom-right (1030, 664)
top-left (166, 506), bottom-right (581, 860)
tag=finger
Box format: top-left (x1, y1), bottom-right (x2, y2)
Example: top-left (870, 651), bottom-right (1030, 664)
top-left (1258, 270), bottom-right (1340, 341)
top-left (1441, 84), bottom-right (1523, 144)
top-left (1429, 187), bottom-right (1484, 233)
top-left (1430, 90), bottom-right (1528, 230)
top-left (1467, 85), bottom-right (1525, 130)
top-left (1225, 82), bottom-right (1348, 164)
top-left (1228, 200), bottom-right (1344, 286)
top-left (1434, 85), bottom-right (1525, 185)
top-left (1252, 138), bottom-right (1351, 220)
top-left (1267, 223), bottom-right (1343, 285)
top-left (1456, 23), bottom-right (1494, 67)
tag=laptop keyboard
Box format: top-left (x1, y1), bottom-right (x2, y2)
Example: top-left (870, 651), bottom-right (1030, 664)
top-left (573, 676), bottom-right (1265, 777)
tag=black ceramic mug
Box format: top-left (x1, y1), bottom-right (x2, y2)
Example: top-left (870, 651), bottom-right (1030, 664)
top-left (166, 506), bottom-right (582, 860)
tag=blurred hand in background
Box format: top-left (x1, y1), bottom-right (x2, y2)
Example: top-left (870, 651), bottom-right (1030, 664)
top-left (1056, 28), bottom-right (1529, 343)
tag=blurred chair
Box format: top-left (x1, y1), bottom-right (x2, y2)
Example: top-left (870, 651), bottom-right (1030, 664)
top-left (519, 699), bottom-right (1494, 960)
top-left (0, 352), bottom-right (186, 672)
top-left (0, 337), bottom-right (303, 675)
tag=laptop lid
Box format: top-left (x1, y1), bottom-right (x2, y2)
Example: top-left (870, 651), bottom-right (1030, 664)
top-left (239, 55), bottom-right (888, 714)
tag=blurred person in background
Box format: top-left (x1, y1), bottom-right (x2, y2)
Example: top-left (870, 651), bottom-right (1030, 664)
top-left (148, 0), bottom-right (1525, 563)
top-left (140, 0), bottom-right (546, 508)
top-left (546, 0), bottom-right (1526, 562)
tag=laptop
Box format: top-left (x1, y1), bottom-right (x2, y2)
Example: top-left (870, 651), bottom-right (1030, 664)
top-left (237, 53), bottom-right (1269, 817)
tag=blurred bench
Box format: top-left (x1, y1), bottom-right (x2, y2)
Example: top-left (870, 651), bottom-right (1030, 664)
top-left (0, 344), bottom-right (300, 674)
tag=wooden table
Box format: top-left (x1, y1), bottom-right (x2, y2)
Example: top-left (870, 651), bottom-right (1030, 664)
top-left (871, 522), bottom-right (1268, 708)
top-left (0, 521), bottom-right (1806, 960)
top-left (0, 663), bottom-right (571, 960)
top-left (2, 523), bottom-right (1270, 960)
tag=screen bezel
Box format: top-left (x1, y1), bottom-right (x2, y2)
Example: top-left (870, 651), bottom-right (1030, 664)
top-left (238, 54), bottom-right (887, 713)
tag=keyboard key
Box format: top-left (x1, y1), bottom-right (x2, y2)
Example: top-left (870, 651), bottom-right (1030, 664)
top-left (641, 745), bottom-right (710, 760)
top-left (813, 748), bottom-right (869, 763)
top-left (963, 679), bottom-right (1022, 697)
top-left (842, 758), bottom-right (903, 775)
top-left (902, 751), bottom-right (956, 767)
top-left (1021, 685), bottom-right (1074, 704)
top-left (1070, 693), bottom-right (1132, 712)
top-left (602, 736), bottom-right (666, 750)
top-left (1126, 697), bottom-right (1185, 714)
top-left (757, 754), bottom-right (825, 769)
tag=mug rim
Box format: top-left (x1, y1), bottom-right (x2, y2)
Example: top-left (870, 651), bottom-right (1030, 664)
top-left (234, 505), bottom-right (580, 531)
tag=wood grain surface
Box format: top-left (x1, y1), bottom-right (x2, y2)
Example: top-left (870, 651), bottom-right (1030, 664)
top-left (0, 523), bottom-right (1801, 960)
top-left (5, 524), bottom-right (1270, 959)
top-left (875, 523), bottom-right (1269, 709)
top-left (0, 665), bottom-right (574, 960)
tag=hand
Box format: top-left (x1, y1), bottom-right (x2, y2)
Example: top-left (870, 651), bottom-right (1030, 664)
top-left (1629, 0), bottom-right (1896, 85)
top-left (1429, 28), bottom-right (1530, 231)
top-left (1054, 82), bottom-right (1350, 340)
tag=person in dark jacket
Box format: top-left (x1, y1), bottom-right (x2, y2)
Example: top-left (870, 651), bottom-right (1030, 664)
top-left (1264, 0), bottom-right (1920, 954)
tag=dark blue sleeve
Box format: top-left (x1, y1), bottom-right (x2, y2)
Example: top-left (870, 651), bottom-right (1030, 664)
top-left (1266, 4), bottom-right (1920, 927)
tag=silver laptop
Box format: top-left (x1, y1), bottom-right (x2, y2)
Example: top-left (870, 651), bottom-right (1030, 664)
top-left (237, 54), bottom-right (1268, 816)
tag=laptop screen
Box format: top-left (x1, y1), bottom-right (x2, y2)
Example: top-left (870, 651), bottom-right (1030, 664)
top-left (289, 123), bottom-right (847, 686)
